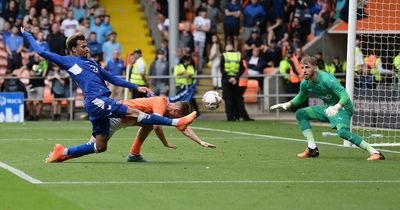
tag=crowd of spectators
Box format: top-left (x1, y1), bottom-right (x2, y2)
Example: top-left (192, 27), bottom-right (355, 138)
top-left (0, 0), bottom-right (122, 120)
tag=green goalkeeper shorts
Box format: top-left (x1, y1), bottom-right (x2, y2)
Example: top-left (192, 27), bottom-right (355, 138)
top-left (304, 105), bottom-right (352, 130)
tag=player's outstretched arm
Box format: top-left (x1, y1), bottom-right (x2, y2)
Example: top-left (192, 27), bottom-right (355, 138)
top-left (21, 27), bottom-right (68, 69)
top-left (182, 127), bottom-right (216, 148)
top-left (153, 125), bottom-right (177, 149)
top-left (99, 67), bottom-right (153, 94)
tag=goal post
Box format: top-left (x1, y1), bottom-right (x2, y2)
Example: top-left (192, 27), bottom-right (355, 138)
top-left (346, 0), bottom-right (400, 146)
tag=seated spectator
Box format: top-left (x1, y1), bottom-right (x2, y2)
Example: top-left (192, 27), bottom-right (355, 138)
top-left (1, 21), bottom-right (11, 46)
top-left (266, 16), bottom-right (289, 46)
top-left (23, 7), bottom-right (37, 27)
top-left (40, 16), bottom-right (51, 38)
top-left (246, 47), bottom-right (266, 91)
top-left (0, 70), bottom-right (27, 98)
top-left (2, 0), bottom-right (18, 22)
top-left (262, 41), bottom-right (282, 67)
top-left (243, 28), bottom-right (265, 57)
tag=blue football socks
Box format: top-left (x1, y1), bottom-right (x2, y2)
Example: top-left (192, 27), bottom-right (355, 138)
top-left (139, 113), bottom-right (175, 126)
top-left (66, 142), bottom-right (97, 156)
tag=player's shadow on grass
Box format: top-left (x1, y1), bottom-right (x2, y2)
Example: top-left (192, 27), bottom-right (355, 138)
top-left (62, 160), bottom-right (208, 165)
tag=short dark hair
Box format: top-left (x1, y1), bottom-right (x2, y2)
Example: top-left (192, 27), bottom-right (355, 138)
top-left (176, 101), bottom-right (192, 117)
top-left (66, 33), bottom-right (86, 51)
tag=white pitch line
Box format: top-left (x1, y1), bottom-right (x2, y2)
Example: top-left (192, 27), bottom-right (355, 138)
top-left (40, 180), bottom-right (400, 185)
top-left (0, 162), bottom-right (42, 184)
top-left (191, 126), bottom-right (400, 154)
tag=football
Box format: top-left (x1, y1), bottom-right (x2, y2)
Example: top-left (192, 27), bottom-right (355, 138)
top-left (202, 91), bottom-right (222, 110)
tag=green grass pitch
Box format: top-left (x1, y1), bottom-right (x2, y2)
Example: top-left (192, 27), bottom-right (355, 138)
top-left (0, 120), bottom-right (399, 210)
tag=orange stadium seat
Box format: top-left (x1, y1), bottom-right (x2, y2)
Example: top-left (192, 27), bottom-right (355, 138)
top-left (244, 79), bottom-right (259, 103)
top-left (43, 86), bottom-right (54, 105)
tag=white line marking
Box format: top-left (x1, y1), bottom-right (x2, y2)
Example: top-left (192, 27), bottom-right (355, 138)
top-left (191, 126), bottom-right (400, 154)
top-left (40, 180), bottom-right (400, 185)
top-left (0, 162), bottom-right (42, 184)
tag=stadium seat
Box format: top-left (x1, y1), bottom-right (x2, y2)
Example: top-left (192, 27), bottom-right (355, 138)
top-left (244, 79), bottom-right (259, 103)
top-left (43, 86), bottom-right (54, 105)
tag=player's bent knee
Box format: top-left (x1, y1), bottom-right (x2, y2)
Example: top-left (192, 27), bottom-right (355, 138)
top-left (126, 108), bottom-right (140, 118)
top-left (295, 108), bottom-right (307, 120)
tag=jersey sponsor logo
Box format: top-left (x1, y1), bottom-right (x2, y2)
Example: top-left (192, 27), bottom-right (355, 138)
top-left (68, 64), bottom-right (83, 75)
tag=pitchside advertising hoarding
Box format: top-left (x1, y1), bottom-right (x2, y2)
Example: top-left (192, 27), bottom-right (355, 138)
top-left (0, 92), bottom-right (24, 123)
top-left (308, 88), bottom-right (400, 129)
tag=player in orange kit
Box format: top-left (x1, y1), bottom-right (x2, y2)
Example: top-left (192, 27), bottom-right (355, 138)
top-left (52, 96), bottom-right (215, 162)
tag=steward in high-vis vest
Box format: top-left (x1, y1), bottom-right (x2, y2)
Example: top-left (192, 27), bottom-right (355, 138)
top-left (129, 48), bottom-right (148, 98)
top-left (220, 44), bottom-right (249, 121)
top-left (364, 55), bottom-right (382, 82)
top-left (173, 55), bottom-right (200, 115)
top-left (173, 55), bottom-right (195, 93)
top-left (325, 56), bottom-right (346, 86)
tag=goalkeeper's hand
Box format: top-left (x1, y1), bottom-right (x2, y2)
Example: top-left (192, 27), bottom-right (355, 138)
top-left (270, 102), bottom-right (292, 110)
top-left (324, 104), bottom-right (342, 117)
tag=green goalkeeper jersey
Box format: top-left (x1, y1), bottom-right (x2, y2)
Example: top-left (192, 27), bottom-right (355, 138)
top-left (290, 71), bottom-right (353, 113)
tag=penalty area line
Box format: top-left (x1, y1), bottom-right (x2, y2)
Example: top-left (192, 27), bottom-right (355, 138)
top-left (192, 126), bottom-right (400, 154)
top-left (0, 162), bottom-right (42, 184)
top-left (40, 180), bottom-right (400, 185)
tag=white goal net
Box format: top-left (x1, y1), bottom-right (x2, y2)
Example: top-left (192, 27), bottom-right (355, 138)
top-left (351, 0), bottom-right (400, 146)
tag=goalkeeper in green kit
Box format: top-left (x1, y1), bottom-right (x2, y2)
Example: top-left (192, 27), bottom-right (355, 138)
top-left (270, 56), bottom-right (385, 161)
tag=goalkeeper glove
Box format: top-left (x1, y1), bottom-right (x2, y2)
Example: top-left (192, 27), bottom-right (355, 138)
top-left (270, 102), bottom-right (292, 110)
top-left (324, 104), bottom-right (342, 117)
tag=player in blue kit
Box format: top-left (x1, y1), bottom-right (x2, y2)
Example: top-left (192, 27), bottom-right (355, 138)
top-left (21, 27), bottom-right (197, 163)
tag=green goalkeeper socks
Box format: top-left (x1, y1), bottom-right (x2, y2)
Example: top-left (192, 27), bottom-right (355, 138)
top-left (303, 129), bottom-right (316, 149)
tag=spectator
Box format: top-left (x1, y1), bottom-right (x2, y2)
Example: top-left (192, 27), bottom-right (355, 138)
top-left (90, 15), bottom-right (107, 44)
top-left (72, 0), bottom-right (86, 22)
top-left (102, 15), bottom-right (113, 37)
top-left (208, 34), bottom-right (221, 90)
top-left (193, 7), bottom-right (210, 74)
top-left (47, 23), bottom-right (67, 55)
top-left (0, 70), bottom-right (27, 97)
top-left (174, 48), bottom-right (184, 65)
top-left (156, 12), bottom-right (169, 39)
top-left (31, 31), bottom-right (50, 52)
top-left (205, 0), bottom-right (221, 55)
top-left (223, 0), bottom-right (241, 50)
top-left (25, 54), bottom-right (48, 121)
top-left (315, 51), bottom-right (325, 70)
top-left (314, 2), bottom-right (331, 36)
top-left (23, 7), bottom-right (37, 26)
top-left (293, 0), bottom-right (312, 44)
top-left (79, 18), bottom-right (91, 38)
top-left (243, 28), bottom-right (265, 57)
top-left (5, 25), bottom-right (23, 72)
top-left (102, 31), bottom-right (122, 65)
top-left (60, 9), bottom-right (79, 37)
top-left (262, 41), bottom-right (282, 67)
top-left (105, 50), bottom-right (125, 99)
top-left (35, 0), bottom-right (54, 14)
top-left (242, 0), bottom-right (266, 41)
top-left (195, 0), bottom-right (208, 15)
top-left (1, 20), bottom-right (11, 46)
top-left (2, 0), bottom-right (18, 22)
top-left (47, 63), bottom-right (69, 121)
top-left (149, 49), bottom-right (169, 96)
top-left (87, 32), bottom-right (102, 60)
top-left (178, 22), bottom-right (194, 53)
top-left (39, 8), bottom-right (49, 24)
top-left (40, 16), bottom-right (51, 38)
top-left (246, 47), bottom-right (266, 91)
top-left (129, 48), bottom-right (148, 98)
top-left (266, 16), bottom-right (289, 46)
